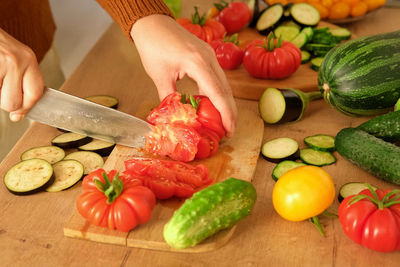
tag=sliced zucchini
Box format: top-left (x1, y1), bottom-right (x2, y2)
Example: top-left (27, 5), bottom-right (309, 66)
top-left (338, 182), bottom-right (377, 203)
top-left (291, 32), bottom-right (308, 48)
top-left (256, 4), bottom-right (285, 35)
top-left (78, 139), bottom-right (116, 157)
top-left (301, 27), bottom-right (314, 42)
top-left (289, 3), bottom-right (320, 27)
top-left (85, 95), bottom-right (119, 109)
top-left (272, 160), bottom-right (306, 181)
top-left (274, 26), bottom-right (300, 42)
top-left (4, 158), bottom-right (54, 195)
top-left (261, 137), bottom-right (299, 163)
top-left (21, 145), bottom-right (65, 164)
top-left (328, 28), bottom-right (351, 41)
top-left (64, 151), bottom-right (104, 175)
top-left (301, 50), bottom-right (311, 64)
top-left (299, 148), bottom-right (336, 166)
top-left (279, 20), bottom-right (301, 30)
top-left (51, 132), bottom-right (92, 149)
top-left (46, 160), bottom-right (84, 192)
top-left (310, 57), bottom-right (324, 71)
top-left (304, 134), bottom-right (335, 152)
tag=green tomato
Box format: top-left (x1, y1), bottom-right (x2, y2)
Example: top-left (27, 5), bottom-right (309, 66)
top-left (164, 0), bottom-right (181, 18)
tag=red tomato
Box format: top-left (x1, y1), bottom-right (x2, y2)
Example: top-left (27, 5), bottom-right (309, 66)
top-left (76, 168), bottom-right (156, 232)
top-left (215, 1), bottom-right (252, 34)
top-left (243, 37), bottom-right (302, 79)
top-left (177, 7), bottom-right (226, 44)
top-left (210, 34), bottom-right (244, 70)
top-left (124, 157), bottom-right (213, 199)
top-left (338, 186), bottom-right (400, 252)
top-left (196, 127), bottom-right (220, 159)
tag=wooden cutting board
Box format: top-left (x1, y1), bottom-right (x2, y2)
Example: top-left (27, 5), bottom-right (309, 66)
top-left (226, 21), bottom-right (346, 100)
top-left (63, 99), bottom-right (264, 253)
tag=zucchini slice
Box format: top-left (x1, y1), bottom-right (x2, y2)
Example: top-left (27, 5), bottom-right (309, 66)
top-left (299, 148), bottom-right (336, 166)
top-left (4, 158), bottom-right (54, 195)
top-left (78, 139), bottom-right (116, 157)
top-left (51, 132), bottom-right (92, 149)
top-left (291, 32), bottom-right (308, 48)
top-left (328, 28), bottom-right (351, 41)
top-left (289, 3), bottom-right (320, 27)
top-left (84, 95), bottom-right (119, 109)
top-left (301, 27), bottom-right (314, 42)
top-left (301, 50), bottom-right (311, 64)
top-left (256, 4), bottom-right (285, 35)
top-left (21, 145), bottom-right (65, 164)
top-left (274, 26), bottom-right (300, 42)
top-left (304, 134), bottom-right (335, 152)
top-left (338, 182), bottom-right (377, 203)
top-left (272, 160), bottom-right (306, 181)
top-left (261, 137), bottom-right (299, 163)
top-left (310, 57), bottom-right (324, 71)
top-left (64, 151), bottom-right (104, 175)
top-left (46, 160), bottom-right (84, 192)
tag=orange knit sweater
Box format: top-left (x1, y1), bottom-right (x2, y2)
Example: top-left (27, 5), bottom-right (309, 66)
top-left (0, 0), bottom-right (172, 62)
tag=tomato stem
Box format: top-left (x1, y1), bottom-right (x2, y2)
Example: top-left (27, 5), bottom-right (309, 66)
top-left (94, 172), bottom-right (124, 204)
top-left (191, 6), bottom-right (206, 26)
top-left (309, 216), bottom-right (325, 237)
top-left (189, 95), bottom-right (199, 110)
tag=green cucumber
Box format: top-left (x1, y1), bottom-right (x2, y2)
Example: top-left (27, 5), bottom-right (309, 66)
top-left (357, 111), bottom-right (400, 142)
top-left (304, 134), bottom-right (335, 152)
top-left (319, 30), bottom-right (400, 116)
top-left (272, 160), bottom-right (306, 181)
top-left (335, 128), bottom-right (400, 185)
top-left (299, 148), bottom-right (336, 166)
top-left (163, 177), bottom-right (257, 249)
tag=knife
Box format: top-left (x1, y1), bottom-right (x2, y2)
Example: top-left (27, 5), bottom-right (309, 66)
top-left (26, 88), bottom-right (152, 148)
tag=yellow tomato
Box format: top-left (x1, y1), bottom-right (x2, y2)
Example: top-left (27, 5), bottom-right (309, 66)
top-left (328, 2), bottom-right (351, 19)
top-left (272, 165), bottom-right (335, 221)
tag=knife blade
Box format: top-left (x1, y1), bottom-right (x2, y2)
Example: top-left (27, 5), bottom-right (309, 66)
top-left (26, 88), bottom-right (152, 148)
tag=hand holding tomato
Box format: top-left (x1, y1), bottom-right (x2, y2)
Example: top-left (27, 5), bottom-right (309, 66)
top-left (339, 184), bottom-right (400, 252)
top-left (76, 169), bottom-right (156, 232)
top-left (243, 34), bottom-right (302, 79)
top-left (211, 34), bottom-right (244, 70)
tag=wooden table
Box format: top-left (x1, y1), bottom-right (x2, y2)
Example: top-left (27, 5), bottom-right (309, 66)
top-left (1, 1), bottom-right (399, 266)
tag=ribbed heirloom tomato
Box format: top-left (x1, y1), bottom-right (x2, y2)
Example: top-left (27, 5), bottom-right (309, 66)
top-left (210, 34), bottom-right (244, 70)
top-left (76, 169), bottom-right (156, 232)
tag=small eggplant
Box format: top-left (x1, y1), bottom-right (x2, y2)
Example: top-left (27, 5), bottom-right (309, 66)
top-left (255, 3), bottom-right (285, 35)
top-left (258, 87), bottom-right (321, 124)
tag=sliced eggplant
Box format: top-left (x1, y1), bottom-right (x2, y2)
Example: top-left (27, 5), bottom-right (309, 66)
top-left (258, 87), bottom-right (322, 124)
top-left (289, 3), bottom-right (320, 27)
top-left (21, 145), bottom-right (65, 164)
top-left (4, 158), bottom-right (54, 195)
top-left (64, 151), bottom-right (104, 175)
top-left (272, 160), bottom-right (306, 181)
top-left (78, 139), bottom-right (116, 157)
top-left (84, 95), bottom-right (119, 109)
top-left (51, 132), bottom-right (92, 149)
top-left (299, 148), bottom-right (336, 166)
top-left (261, 137), bottom-right (300, 163)
top-left (338, 182), bottom-right (377, 203)
top-left (46, 159), bottom-right (84, 192)
top-left (256, 4), bottom-right (285, 35)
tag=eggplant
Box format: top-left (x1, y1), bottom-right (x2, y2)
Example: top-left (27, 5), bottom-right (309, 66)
top-left (255, 3), bottom-right (285, 35)
top-left (258, 87), bottom-right (322, 124)
top-left (51, 132), bottom-right (93, 149)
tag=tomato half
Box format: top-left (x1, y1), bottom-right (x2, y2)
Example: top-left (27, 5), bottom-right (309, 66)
top-left (124, 157), bottom-right (213, 199)
top-left (339, 187), bottom-right (400, 252)
top-left (77, 168), bottom-right (156, 232)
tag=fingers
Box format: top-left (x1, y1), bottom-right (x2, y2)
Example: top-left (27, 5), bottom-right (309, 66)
top-left (153, 75), bottom-right (176, 101)
top-left (0, 62), bottom-right (23, 113)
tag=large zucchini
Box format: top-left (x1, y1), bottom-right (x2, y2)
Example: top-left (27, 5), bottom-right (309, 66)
top-left (163, 178), bottom-right (257, 249)
top-left (335, 127), bottom-right (400, 185)
top-left (318, 30), bottom-right (400, 116)
top-left (357, 110), bottom-right (400, 142)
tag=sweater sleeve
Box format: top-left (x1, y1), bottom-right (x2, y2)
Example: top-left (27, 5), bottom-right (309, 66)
top-left (96, 0), bottom-right (173, 39)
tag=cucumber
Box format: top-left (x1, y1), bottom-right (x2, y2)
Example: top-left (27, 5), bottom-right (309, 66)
top-left (357, 111), bottom-right (400, 142)
top-left (21, 145), bottom-right (65, 164)
top-left (45, 160), bottom-right (84, 192)
top-left (335, 128), bottom-right (400, 185)
top-left (304, 134), bottom-right (335, 152)
top-left (163, 177), bottom-right (257, 249)
top-left (64, 151), bottom-right (104, 175)
top-left (310, 57), bottom-right (324, 71)
top-left (338, 182), bottom-right (377, 203)
top-left (291, 32), bottom-right (308, 49)
top-left (299, 148), bottom-right (336, 166)
top-left (319, 30), bottom-right (400, 116)
top-left (301, 50), bottom-right (311, 64)
top-left (4, 158), bottom-right (54, 195)
top-left (84, 95), bottom-right (119, 109)
top-left (51, 132), bottom-right (92, 149)
top-left (272, 160), bottom-right (306, 181)
top-left (328, 28), bottom-right (351, 41)
top-left (274, 26), bottom-right (300, 42)
top-left (261, 137), bottom-right (299, 163)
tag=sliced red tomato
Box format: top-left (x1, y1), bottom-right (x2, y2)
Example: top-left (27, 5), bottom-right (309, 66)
top-left (193, 95), bottom-right (226, 139)
top-left (124, 157), bottom-right (213, 199)
top-left (196, 127), bottom-right (220, 159)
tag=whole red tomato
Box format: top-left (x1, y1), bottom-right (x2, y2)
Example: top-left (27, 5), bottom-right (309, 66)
top-left (177, 6), bottom-right (226, 43)
top-left (145, 92), bottom-right (225, 161)
top-left (124, 157), bottom-right (213, 199)
top-left (339, 185), bottom-right (400, 252)
top-left (215, 1), bottom-right (252, 34)
top-left (210, 34), bottom-right (244, 70)
top-left (76, 169), bottom-right (156, 232)
top-left (243, 35), bottom-right (301, 79)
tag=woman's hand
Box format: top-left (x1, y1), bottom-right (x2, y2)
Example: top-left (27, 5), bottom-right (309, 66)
top-left (0, 28), bottom-right (44, 121)
top-left (130, 15), bottom-right (237, 137)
